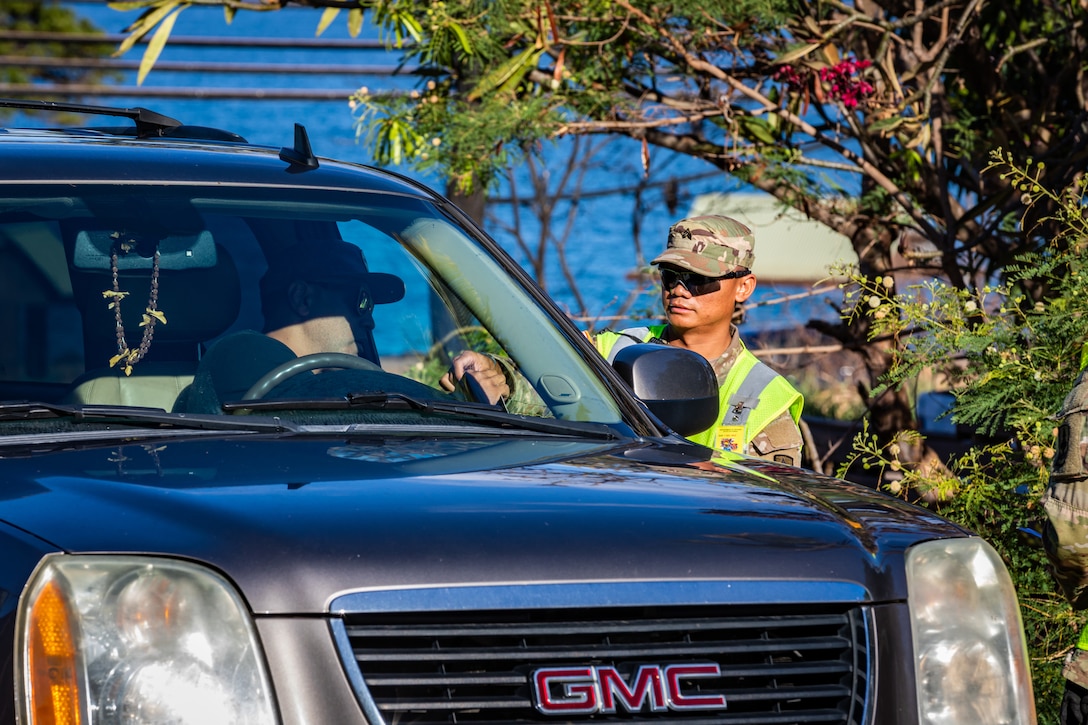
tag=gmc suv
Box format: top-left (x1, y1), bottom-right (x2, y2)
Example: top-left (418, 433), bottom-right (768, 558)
top-left (0, 99), bottom-right (1035, 725)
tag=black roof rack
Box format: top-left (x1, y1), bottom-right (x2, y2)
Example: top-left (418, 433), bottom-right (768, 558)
top-left (0, 98), bottom-right (246, 142)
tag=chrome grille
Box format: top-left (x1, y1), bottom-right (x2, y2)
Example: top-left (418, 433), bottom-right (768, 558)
top-left (334, 602), bottom-right (870, 724)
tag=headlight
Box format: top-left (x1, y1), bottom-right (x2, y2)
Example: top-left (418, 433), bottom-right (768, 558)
top-left (15, 555), bottom-right (279, 725)
top-left (906, 537), bottom-right (1036, 725)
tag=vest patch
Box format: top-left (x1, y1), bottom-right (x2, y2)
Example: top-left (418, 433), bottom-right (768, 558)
top-left (716, 425), bottom-right (745, 452)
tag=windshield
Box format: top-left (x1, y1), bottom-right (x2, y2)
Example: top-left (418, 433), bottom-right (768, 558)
top-left (0, 184), bottom-right (628, 434)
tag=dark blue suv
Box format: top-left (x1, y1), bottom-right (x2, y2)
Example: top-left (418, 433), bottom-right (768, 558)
top-left (0, 100), bottom-right (1035, 725)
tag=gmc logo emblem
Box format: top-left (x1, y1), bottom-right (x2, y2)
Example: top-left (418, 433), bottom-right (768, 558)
top-left (530, 664), bottom-right (727, 715)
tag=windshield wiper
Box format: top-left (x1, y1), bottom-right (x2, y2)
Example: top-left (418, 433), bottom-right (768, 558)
top-left (223, 392), bottom-right (619, 440)
top-left (0, 401), bottom-right (297, 432)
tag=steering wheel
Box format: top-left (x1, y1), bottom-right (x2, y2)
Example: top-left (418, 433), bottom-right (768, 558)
top-left (456, 368), bottom-right (494, 406)
top-left (243, 353), bottom-right (382, 401)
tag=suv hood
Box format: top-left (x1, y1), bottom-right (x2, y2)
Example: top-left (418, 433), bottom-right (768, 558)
top-left (0, 435), bottom-right (963, 613)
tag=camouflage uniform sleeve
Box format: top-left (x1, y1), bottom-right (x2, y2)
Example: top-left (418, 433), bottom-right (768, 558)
top-left (487, 354), bottom-right (553, 418)
top-left (1043, 480), bottom-right (1088, 609)
top-left (747, 412), bottom-right (803, 467)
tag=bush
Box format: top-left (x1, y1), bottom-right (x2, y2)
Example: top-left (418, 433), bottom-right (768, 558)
top-left (837, 151), bottom-right (1088, 723)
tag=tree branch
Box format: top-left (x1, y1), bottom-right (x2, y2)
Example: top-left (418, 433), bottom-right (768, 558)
top-left (612, 0), bottom-right (941, 240)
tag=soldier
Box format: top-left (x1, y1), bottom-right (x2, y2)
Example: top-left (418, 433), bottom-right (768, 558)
top-left (590, 215), bottom-right (804, 465)
top-left (1044, 362), bottom-right (1088, 724)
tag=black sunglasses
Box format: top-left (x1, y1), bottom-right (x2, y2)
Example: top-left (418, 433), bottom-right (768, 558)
top-left (659, 267), bottom-right (750, 295)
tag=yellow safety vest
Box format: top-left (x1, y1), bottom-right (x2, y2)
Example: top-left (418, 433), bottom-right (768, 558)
top-left (594, 326), bottom-right (803, 454)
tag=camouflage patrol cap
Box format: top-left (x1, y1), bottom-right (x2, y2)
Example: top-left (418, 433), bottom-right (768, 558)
top-left (651, 215), bottom-right (755, 276)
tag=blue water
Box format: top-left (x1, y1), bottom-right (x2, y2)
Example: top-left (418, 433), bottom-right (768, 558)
top-left (43, 2), bottom-right (840, 335)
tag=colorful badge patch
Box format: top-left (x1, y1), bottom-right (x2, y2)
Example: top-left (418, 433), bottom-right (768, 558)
top-left (716, 425), bottom-right (745, 453)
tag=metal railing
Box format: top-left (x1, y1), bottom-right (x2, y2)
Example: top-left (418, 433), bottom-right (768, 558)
top-left (0, 29), bottom-right (410, 100)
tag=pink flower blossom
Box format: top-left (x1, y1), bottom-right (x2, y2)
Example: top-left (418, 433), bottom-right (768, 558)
top-left (818, 58), bottom-right (874, 108)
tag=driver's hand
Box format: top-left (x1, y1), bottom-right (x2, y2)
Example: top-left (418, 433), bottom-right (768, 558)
top-left (439, 351), bottom-right (511, 405)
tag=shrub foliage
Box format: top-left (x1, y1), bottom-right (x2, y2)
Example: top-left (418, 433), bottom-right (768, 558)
top-left (838, 152), bottom-right (1088, 722)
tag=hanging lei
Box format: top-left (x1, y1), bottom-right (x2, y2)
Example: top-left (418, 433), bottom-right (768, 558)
top-left (101, 234), bottom-right (167, 376)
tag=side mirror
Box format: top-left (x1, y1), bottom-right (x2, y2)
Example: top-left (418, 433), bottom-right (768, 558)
top-left (611, 343), bottom-right (719, 437)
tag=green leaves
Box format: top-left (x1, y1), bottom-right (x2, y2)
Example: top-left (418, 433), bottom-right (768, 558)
top-left (838, 161), bottom-right (1088, 715)
top-left (375, 116), bottom-right (424, 166)
top-left (843, 152), bottom-right (1088, 509)
top-left (775, 41), bottom-right (821, 66)
top-left (138, 5), bottom-right (183, 85)
top-left (316, 7), bottom-right (340, 36)
top-left (109, 0), bottom-right (188, 85)
top-left (371, 3), bottom-right (423, 46)
top-left (315, 6), bottom-right (365, 38)
top-left (468, 45), bottom-right (546, 101)
top-left (348, 8), bottom-right (365, 38)
top-left (351, 89), bottom-right (426, 167)
top-left (446, 21), bottom-right (473, 57)
top-left (735, 115), bottom-right (777, 145)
